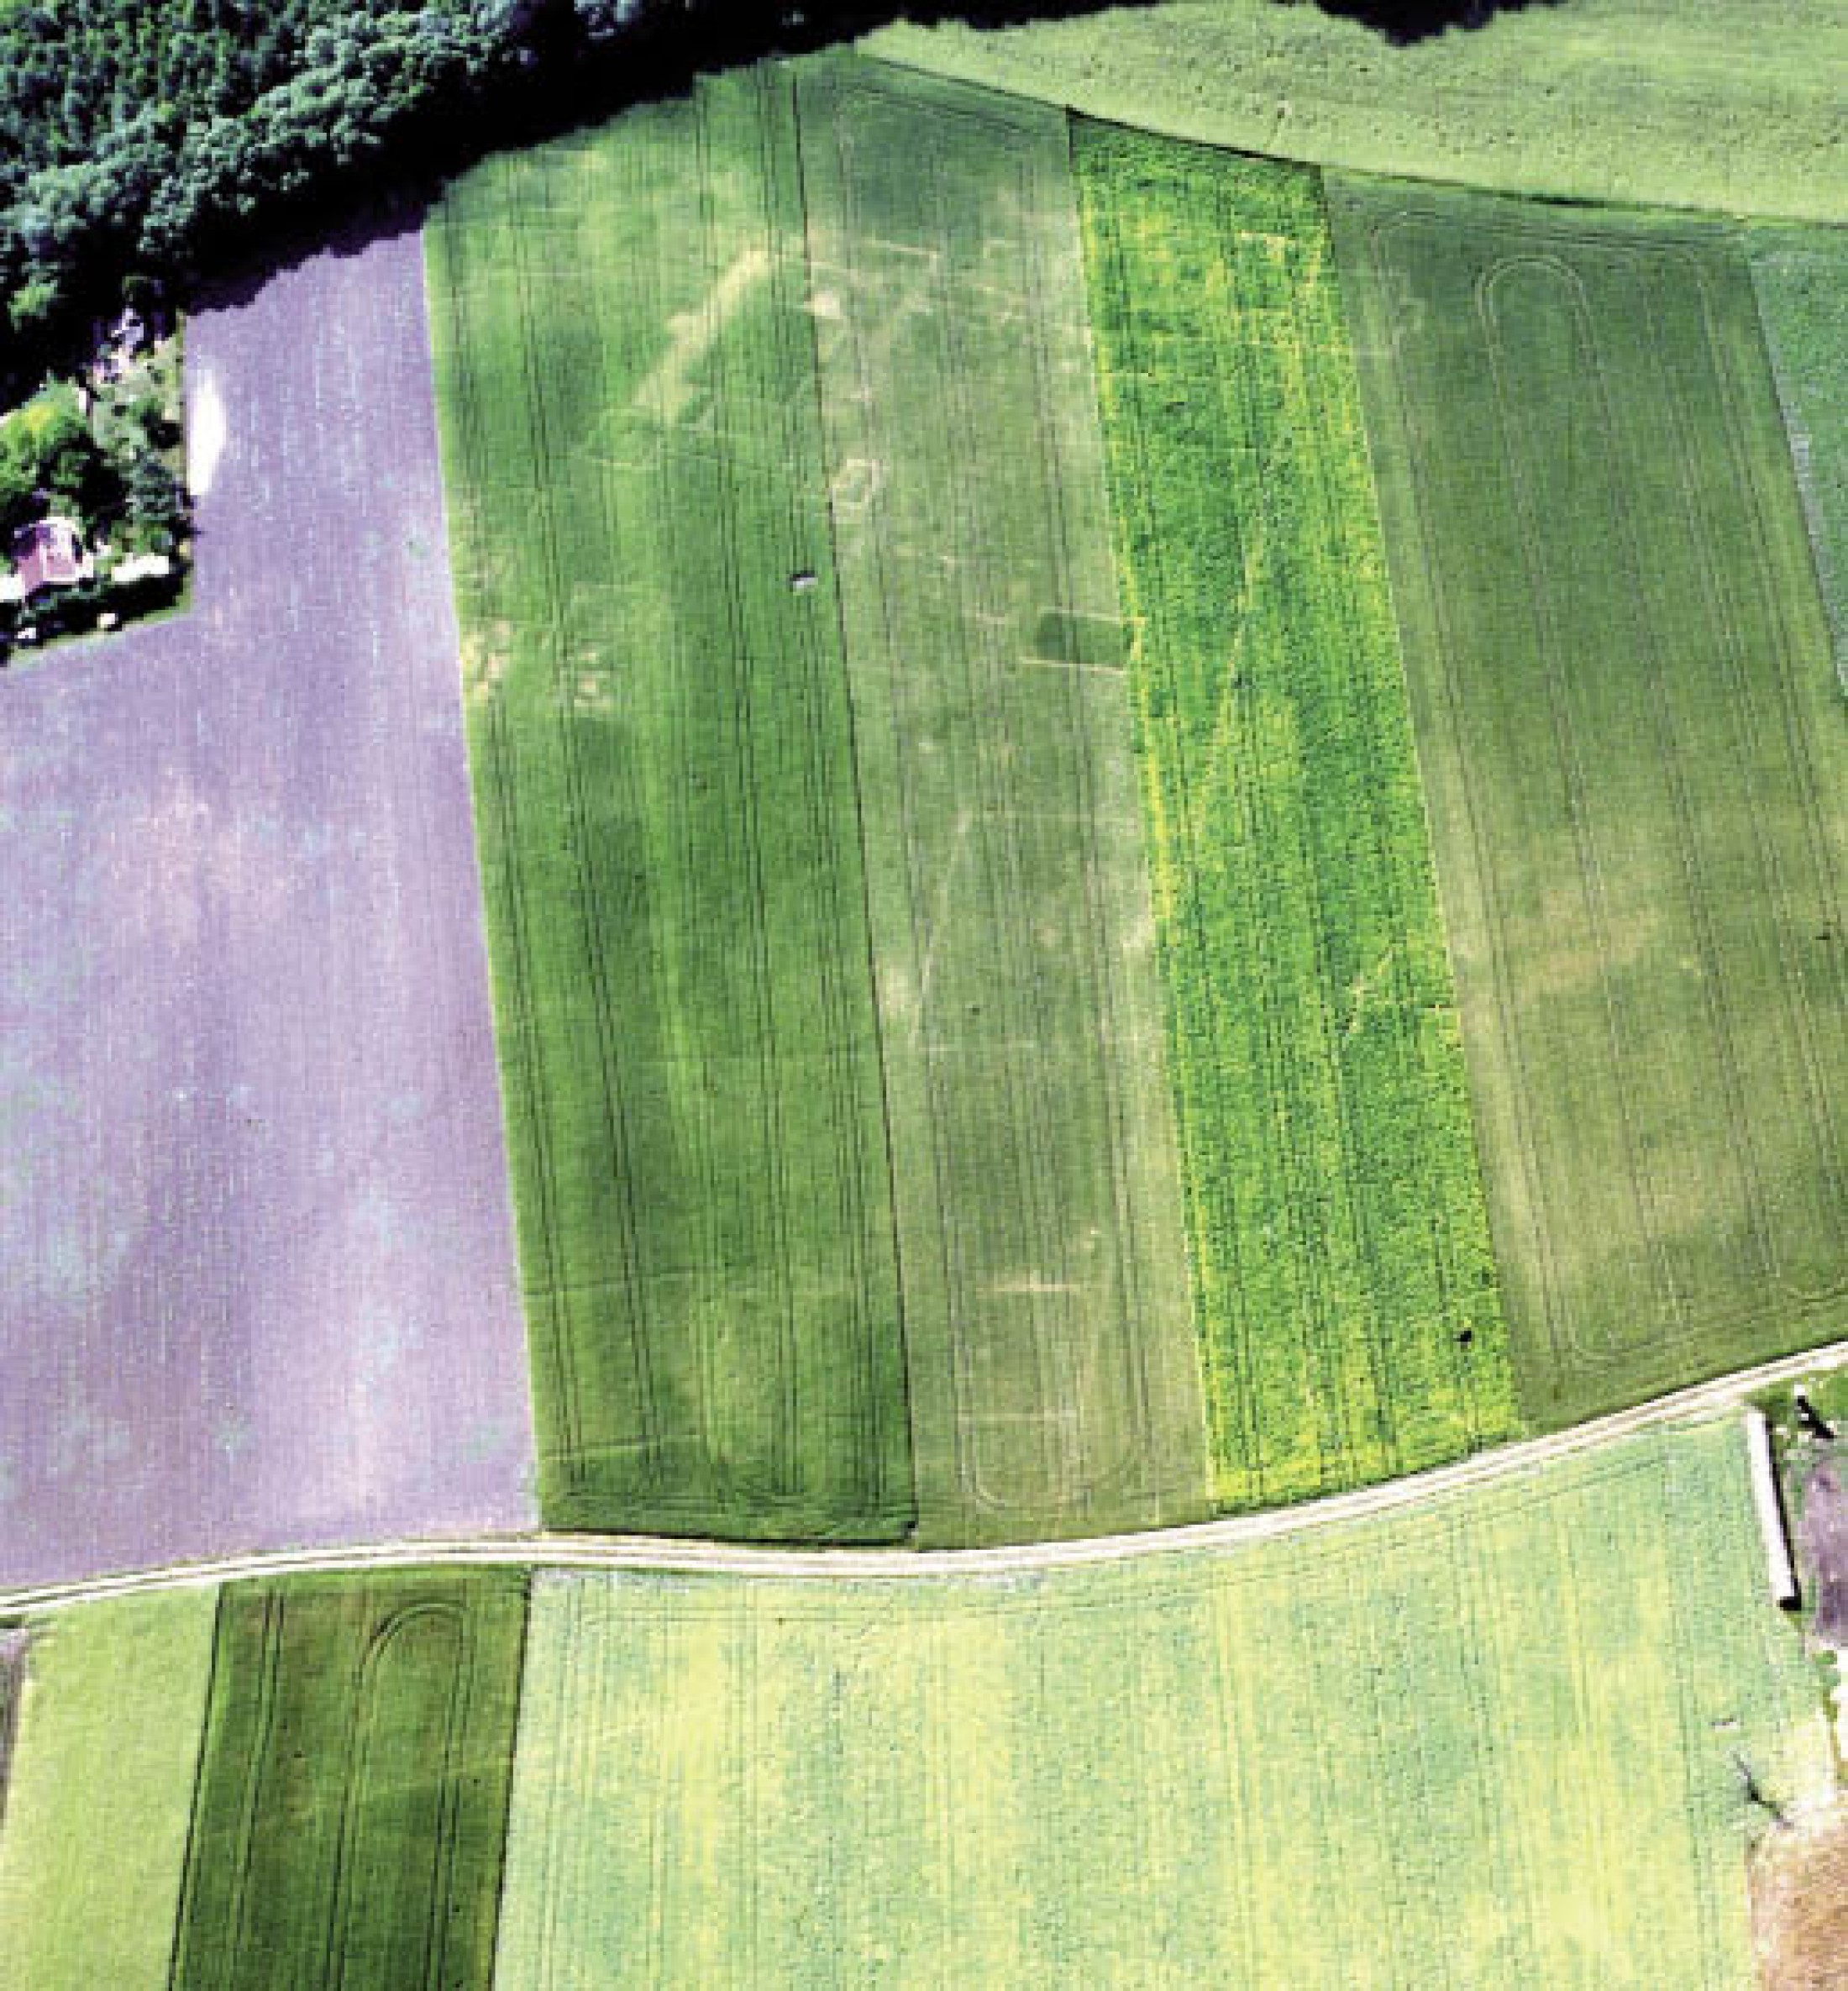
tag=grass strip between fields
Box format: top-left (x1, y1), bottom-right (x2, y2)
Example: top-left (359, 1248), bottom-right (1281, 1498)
top-left (0, 1590), bottom-right (215, 1990)
top-left (1073, 123), bottom-right (1517, 1510)
top-left (1331, 176), bottom-right (1848, 1427)
top-left (491, 1421), bottom-right (1831, 1986)
top-left (170, 1569), bottom-right (528, 1990)
top-left (1750, 224), bottom-right (1848, 693)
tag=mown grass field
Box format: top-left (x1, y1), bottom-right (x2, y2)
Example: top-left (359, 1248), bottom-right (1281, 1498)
top-left (1331, 180), bottom-right (1848, 1428)
top-left (0, 1592), bottom-right (215, 1990)
top-left (172, 1571), bottom-right (527, 1989)
top-left (493, 1422), bottom-right (1829, 1987)
top-left (1073, 124), bottom-right (1515, 1511)
top-left (431, 56), bottom-right (1212, 1546)
top-left (866, 1), bottom-right (1848, 223)
top-left (1751, 226), bottom-right (1848, 690)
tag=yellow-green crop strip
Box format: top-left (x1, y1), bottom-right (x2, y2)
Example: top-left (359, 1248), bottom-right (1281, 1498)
top-left (1073, 126), bottom-right (1517, 1510)
top-left (491, 1422), bottom-right (1830, 1987)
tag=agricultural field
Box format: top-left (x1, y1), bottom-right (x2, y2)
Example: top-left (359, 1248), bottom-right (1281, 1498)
top-left (173, 1570), bottom-right (528, 1990)
top-left (795, 59), bottom-right (1206, 1544)
top-left (0, 1591), bottom-right (215, 1990)
top-left (429, 56), bottom-right (1212, 1546)
top-left (866, 0), bottom-right (1848, 223)
top-left (494, 1421), bottom-right (1830, 1987)
top-left (1751, 226), bottom-right (1848, 689)
top-left (0, 1630), bottom-right (20, 1827)
top-left (0, 222), bottom-right (538, 1585)
top-left (1072, 124), bottom-right (1515, 1511)
top-left (1331, 178), bottom-right (1848, 1429)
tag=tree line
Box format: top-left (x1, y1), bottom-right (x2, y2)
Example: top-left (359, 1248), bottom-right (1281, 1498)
top-left (0, 0), bottom-right (1518, 399)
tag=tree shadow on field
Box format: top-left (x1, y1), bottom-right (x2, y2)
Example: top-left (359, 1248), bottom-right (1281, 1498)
top-left (1304, 0), bottom-right (1562, 43)
top-left (157, 0), bottom-right (1569, 338)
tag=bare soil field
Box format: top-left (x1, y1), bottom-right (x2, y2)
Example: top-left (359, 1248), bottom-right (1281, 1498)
top-left (0, 220), bottom-right (537, 1585)
top-left (1751, 1799), bottom-right (1848, 1990)
top-left (1798, 1453), bottom-right (1848, 1644)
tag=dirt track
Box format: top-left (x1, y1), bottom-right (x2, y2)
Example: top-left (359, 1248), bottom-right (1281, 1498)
top-left (6, 1337), bottom-right (1845, 1615)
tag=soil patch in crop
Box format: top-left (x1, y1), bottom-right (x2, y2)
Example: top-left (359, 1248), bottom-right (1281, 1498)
top-left (1751, 1799), bottom-right (1848, 1990)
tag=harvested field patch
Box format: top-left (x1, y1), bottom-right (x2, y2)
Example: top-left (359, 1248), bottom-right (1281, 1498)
top-left (1332, 179), bottom-right (1848, 1428)
top-left (866, 2), bottom-right (1847, 223)
top-left (172, 1570), bottom-right (527, 1990)
top-left (432, 57), bottom-right (1210, 1544)
top-left (495, 1422), bottom-right (1830, 1986)
top-left (0, 1591), bottom-right (215, 1990)
top-left (0, 222), bottom-right (537, 1585)
top-left (1072, 124), bottom-right (1515, 1510)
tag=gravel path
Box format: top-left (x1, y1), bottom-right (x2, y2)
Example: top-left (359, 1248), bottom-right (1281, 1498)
top-left (6, 1336), bottom-right (1842, 1610)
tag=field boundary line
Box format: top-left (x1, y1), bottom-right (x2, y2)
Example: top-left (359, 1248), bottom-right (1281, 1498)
top-left (8, 1338), bottom-right (1846, 1612)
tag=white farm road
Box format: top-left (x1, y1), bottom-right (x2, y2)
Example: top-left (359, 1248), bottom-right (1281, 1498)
top-left (6, 1337), bottom-right (1845, 1615)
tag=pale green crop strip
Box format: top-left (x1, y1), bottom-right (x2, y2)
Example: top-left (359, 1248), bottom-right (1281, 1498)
top-left (492, 1422), bottom-right (1831, 1987)
top-left (1750, 225), bottom-right (1848, 693)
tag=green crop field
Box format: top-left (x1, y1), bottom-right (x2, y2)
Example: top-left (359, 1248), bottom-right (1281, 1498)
top-left (867, 1), bottom-right (1848, 224)
top-left (428, 65), bottom-right (915, 1541)
top-left (1331, 179), bottom-right (1848, 1429)
top-left (794, 59), bottom-right (1207, 1543)
top-left (0, 1593), bottom-right (215, 1990)
top-left (431, 55), bottom-right (1212, 1547)
top-left (1072, 124), bottom-right (1516, 1511)
top-left (493, 1421), bottom-right (1830, 1986)
top-left (171, 1571), bottom-right (527, 1989)
top-left (1751, 226), bottom-right (1848, 690)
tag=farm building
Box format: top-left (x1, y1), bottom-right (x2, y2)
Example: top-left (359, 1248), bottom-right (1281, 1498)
top-left (4, 517), bottom-right (92, 602)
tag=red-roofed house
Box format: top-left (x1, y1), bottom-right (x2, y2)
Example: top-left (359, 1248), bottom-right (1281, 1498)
top-left (8, 517), bottom-right (92, 601)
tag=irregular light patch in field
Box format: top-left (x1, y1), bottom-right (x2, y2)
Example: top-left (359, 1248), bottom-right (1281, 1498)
top-left (494, 1422), bottom-right (1830, 1987)
top-left (0, 223), bottom-right (537, 1584)
top-left (1333, 177), bottom-right (1848, 1428)
top-left (0, 1592), bottom-right (215, 1990)
top-left (185, 365), bottom-right (227, 497)
top-left (1073, 125), bottom-right (1515, 1510)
